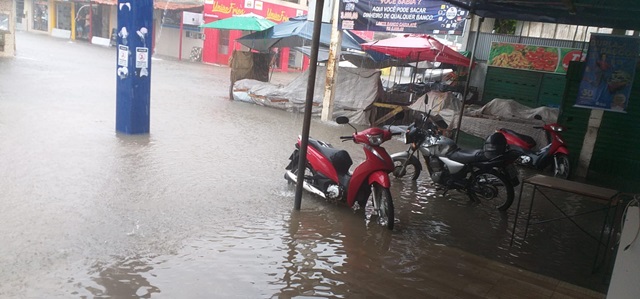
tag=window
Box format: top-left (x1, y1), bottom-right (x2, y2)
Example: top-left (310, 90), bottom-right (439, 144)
top-left (0, 13), bottom-right (8, 31)
top-left (16, 0), bottom-right (25, 23)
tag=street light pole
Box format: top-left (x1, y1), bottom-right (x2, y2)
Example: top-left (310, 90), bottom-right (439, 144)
top-left (454, 15), bottom-right (483, 143)
top-left (294, 0), bottom-right (326, 210)
top-left (116, 0), bottom-right (153, 134)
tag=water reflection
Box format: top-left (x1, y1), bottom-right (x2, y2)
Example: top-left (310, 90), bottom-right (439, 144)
top-left (275, 209), bottom-right (350, 298)
top-left (75, 256), bottom-right (160, 298)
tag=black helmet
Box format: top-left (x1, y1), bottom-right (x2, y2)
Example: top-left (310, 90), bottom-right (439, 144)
top-left (484, 132), bottom-right (507, 158)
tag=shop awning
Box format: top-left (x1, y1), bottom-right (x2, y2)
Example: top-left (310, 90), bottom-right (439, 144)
top-left (91, 0), bottom-right (116, 5)
top-left (91, 0), bottom-right (203, 10)
top-left (154, 0), bottom-right (203, 10)
top-left (443, 0), bottom-right (640, 31)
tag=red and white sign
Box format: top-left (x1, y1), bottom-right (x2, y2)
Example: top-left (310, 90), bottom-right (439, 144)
top-left (204, 0), bottom-right (305, 23)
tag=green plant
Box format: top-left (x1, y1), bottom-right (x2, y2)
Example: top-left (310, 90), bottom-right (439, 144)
top-left (493, 19), bottom-right (517, 35)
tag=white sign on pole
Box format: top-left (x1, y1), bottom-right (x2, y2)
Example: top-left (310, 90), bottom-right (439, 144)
top-left (118, 45), bottom-right (128, 67)
top-left (136, 47), bottom-right (149, 68)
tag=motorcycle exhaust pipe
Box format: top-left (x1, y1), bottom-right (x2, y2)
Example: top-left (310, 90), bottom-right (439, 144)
top-left (285, 171), bottom-right (326, 199)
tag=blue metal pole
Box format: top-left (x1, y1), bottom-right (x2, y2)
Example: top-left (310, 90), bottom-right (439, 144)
top-left (116, 0), bottom-right (153, 134)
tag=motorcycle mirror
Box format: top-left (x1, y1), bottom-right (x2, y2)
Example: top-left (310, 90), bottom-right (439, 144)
top-left (335, 116), bottom-right (349, 124)
top-left (534, 114), bottom-right (543, 120)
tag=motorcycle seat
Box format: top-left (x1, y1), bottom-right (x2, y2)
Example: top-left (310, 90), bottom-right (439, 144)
top-left (448, 148), bottom-right (488, 163)
top-left (501, 128), bottom-right (536, 148)
top-left (308, 138), bottom-right (353, 174)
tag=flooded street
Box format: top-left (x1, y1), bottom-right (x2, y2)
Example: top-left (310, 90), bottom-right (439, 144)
top-left (0, 32), bottom-right (610, 298)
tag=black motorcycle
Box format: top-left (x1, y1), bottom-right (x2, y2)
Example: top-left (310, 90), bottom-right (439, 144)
top-left (390, 110), bottom-right (521, 211)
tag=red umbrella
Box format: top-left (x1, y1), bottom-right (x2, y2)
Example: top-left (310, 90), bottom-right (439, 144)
top-left (361, 34), bottom-right (471, 67)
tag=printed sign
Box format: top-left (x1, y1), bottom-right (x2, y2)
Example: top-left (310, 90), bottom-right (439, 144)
top-left (182, 11), bottom-right (203, 26)
top-left (488, 42), bottom-right (586, 74)
top-left (338, 0), bottom-right (468, 35)
top-left (204, 0), bottom-right (302, 23)
top-left (136, 47), bottom-right (149, 68)
top-left (118, 45), bottom-right (129, 67)
top-left (576, 34), bottom-right (640, 112)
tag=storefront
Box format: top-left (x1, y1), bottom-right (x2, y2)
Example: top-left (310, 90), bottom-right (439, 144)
top-left (49, 0), bottom-right (111, 41)
top-left (54, 1), bottom-right (72, 32)
top-left (0, 0), bottom-right (14, 56)
top-left (153, 7), bottom-right (204, 60)
top-left (32, 0), bottom-right (49, 31)
top-left (202, 0), bottom-right (306, 71)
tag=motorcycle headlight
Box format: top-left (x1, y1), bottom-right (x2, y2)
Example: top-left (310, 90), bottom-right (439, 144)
top-left (367, 133), bottom-right (383, 146)
top-left (550, 125), bottom-right (563, 132)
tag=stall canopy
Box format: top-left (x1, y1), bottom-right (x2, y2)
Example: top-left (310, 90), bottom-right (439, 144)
top-left (237, 15), bottom-right (365, 53)
top-left (361, 34), bottom-right (471, 67)
top-left (293, 46), bottom-right (406, 68)
top-left (443, 0), bottom-right (640, 31)
top-left (200, 13), bottom-right (276, 31)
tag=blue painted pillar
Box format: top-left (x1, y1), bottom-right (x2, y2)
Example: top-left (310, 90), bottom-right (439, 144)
top-left (116, 0), bottom-right (153, 134)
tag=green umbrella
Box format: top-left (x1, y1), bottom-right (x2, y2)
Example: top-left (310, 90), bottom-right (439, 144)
top-left (200, 13), bottom-right (276, 31)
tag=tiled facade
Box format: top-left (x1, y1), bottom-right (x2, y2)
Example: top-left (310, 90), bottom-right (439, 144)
top-left (0, 0), bottom-right (15, 56)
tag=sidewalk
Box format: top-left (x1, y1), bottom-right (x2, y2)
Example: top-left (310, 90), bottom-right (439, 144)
top-left (2, 31), bottom-right (611, 298)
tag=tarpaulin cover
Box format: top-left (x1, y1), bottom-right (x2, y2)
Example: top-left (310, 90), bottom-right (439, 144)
top-left (467, 99), bottom-right (559, 123)
top-left (232, 66), bottom-right (381, 125)
top-left (408, 96), bottom-right (559, 149)
top-left (361, 34), bottom-right (471, 67)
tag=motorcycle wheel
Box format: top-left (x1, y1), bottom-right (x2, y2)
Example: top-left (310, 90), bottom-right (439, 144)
top-left (392, 156), bottom-right (421, 181)
top-left (370, 183), bottom-right (395, 230)
top-left (287, 162), bottom-right (315, 185)
top-left (467, 170), bottom-right (514, 211)
top-left (553, 154), bottom-right (571, 179)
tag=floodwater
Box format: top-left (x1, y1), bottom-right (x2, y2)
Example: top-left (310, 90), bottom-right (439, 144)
top-left (0, 32), bottom-right (612, 298)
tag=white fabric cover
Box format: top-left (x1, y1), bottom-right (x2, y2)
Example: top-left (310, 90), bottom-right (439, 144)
top-left (232, 66), bottom-right (381, 125)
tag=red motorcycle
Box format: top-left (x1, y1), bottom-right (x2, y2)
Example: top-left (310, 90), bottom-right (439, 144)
top-left (497, 115), bottom-right (571, 179)
top-left (285, 114), bottom-right (403, 230)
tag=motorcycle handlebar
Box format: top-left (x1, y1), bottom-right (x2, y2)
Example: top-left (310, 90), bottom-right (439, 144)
top-left (340, 136), bottom-right (353, 140)
top-left (533, 126), bottom-right (544, 129)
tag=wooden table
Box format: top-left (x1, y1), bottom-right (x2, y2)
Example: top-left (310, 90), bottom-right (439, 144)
top-left (509, 174), bottom-right (620, 272)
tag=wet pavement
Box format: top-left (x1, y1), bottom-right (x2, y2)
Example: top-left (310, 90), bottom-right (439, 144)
top-left (0, 32), bottom-right (613, 298)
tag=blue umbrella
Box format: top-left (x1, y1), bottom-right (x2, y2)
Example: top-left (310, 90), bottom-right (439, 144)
top-left (237, 15), bottom-right (364, 53)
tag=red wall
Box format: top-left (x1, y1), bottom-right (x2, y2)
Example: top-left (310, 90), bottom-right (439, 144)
top-left (202, 0), bottom-right (306, 69)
